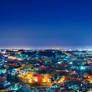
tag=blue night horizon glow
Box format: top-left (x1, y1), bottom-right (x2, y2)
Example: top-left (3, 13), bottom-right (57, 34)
top-left (0, 0), bottom-right (92, 48)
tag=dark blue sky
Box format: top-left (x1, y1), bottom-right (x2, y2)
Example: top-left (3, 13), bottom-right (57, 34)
top-left (0, 0), bottom-right (92, 48)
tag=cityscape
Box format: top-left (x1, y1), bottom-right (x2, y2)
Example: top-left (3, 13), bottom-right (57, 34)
top-left (0, 48), bottom-right (92, 92)
top-left (1, 0), bottom-right (92, 92)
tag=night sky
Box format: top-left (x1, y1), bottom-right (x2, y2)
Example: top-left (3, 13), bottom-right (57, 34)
top-left (0, 0), bottom-right (92, 48)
